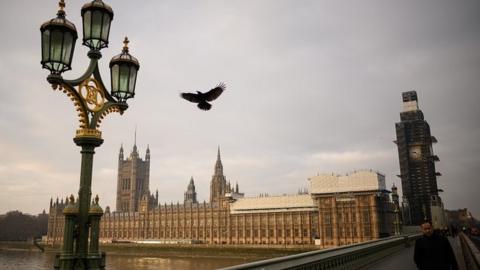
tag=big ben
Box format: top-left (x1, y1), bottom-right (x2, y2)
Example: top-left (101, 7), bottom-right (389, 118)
top-left (395, 91), bottom-right (441, 225)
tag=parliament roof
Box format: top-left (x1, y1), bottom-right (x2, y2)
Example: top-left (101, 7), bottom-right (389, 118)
top-left (230, 194), bottom-right (316, 214)
top-left (309, 170), bottom-right (386, 194)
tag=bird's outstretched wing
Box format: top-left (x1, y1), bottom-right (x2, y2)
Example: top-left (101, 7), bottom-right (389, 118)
top-left (180, 92), bottom-right (201, 103)
top-left (204, 83), bottom-right (226, 102)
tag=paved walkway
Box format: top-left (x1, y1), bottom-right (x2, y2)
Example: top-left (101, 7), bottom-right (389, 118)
top-left (450, 236), bottom-right (467, 270)
top-left (367, 245), bottom-right (417, 270)
top-left (367, 237), bottom-right (466, 270)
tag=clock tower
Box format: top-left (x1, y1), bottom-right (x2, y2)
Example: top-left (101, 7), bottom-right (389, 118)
top-left (395, 91), bottom-right (441, 225)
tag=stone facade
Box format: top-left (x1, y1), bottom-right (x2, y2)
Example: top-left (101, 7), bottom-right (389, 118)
top-left (47, 147), bottom-right (395, 247)
top-left (116, 143), bottom-right (157, 212)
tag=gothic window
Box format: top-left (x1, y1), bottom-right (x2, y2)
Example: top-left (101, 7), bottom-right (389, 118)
top-left (122, 178), bottom-right (131, 190)
top-left (324, 212), bottom-right (331, 224)
top-left (364, 226), bottom-right (371, 237)
top-left (363, 210), bottom-right (370, 223)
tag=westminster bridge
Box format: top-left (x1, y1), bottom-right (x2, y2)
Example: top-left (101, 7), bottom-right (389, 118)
top-left (219, 233), bottom-right (480, 270)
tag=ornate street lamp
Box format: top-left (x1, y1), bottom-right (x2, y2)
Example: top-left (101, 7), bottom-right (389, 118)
top-left (81, 0), bottom-right (113, 50)
top-left (110, 37), bottom-right (140, 101)
top-left (40, 1), bottom-right (77, 75)
top-left (40, 1), bottom-right (139, 269)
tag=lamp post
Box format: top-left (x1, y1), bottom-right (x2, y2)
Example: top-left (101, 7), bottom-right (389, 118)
top-left (40, 1), bottom-right (139, 269)
top-left (393, 206), bottom-right (402, 236)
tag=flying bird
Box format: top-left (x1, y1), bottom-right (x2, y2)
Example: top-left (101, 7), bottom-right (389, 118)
top-left (180, 83), bottom-right (226, 111)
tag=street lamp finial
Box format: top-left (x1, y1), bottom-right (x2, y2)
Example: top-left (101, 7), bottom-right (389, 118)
top-left (123, 37), bottom-right (129, 52)
top-left (58, 0), bottom-right (66, 15)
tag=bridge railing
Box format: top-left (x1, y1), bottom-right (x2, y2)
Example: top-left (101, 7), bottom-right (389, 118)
top-left (218, 234), bottom-right (421, 270)
top-left (459, 233), bottom-right (480, 270)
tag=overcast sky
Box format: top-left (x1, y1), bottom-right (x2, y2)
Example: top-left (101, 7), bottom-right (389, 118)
top-left (1, 0), bottom-right (479, 218)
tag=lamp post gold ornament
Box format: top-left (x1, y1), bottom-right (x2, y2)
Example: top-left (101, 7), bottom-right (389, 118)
top-left (40, 1), bottom-right (140, 269)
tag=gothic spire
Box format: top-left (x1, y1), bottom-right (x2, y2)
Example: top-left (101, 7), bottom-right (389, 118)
top-left (392, 182), bottom-right (398, 194)
top-left (189, 176), bottom-right (195, 186)
top-left (185, 176), bottom-right (198, 204)
top-left (146, 144), bottom-right (150, 160)
top-left (119, 143), bottom-right (124, 159)
top-left (214, 146), bottom-right (223, 175)
top-left (132, 126), bottom-right (138, 154)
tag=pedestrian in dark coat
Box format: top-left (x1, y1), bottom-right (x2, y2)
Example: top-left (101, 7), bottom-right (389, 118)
top-left (414, 221), bottom-right (458, 270)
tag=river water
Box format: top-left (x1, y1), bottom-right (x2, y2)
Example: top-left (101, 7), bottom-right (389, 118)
top-left (0, 249), bottom-right (253, 270)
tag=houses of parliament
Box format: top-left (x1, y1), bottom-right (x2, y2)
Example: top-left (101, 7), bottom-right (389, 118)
top-left (46, 143), bottom-right (396, 247)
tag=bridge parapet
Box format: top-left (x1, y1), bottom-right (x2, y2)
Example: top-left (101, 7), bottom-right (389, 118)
top-left (460, 233), bottom-right (480, 270)
top-left (218, 234), bottom-right (421, 270)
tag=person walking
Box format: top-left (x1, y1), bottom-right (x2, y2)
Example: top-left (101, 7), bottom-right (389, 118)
top-left (414, 221), bottom-right (458, 270)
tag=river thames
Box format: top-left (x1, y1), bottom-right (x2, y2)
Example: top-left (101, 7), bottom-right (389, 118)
top-left (0, 241), bottom-right (316, 269)
top-left (0, 248), bottom-right (253, 270)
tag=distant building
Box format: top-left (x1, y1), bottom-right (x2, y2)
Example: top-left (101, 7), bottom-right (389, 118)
top-left (395, 91), bottom-right (442, 225)
top-left (431, 195), bottom-right (447, 230)
top-left (446, 208), bottom-right (476, 230)
top-left (47, 147), bottom-right (395, 247)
